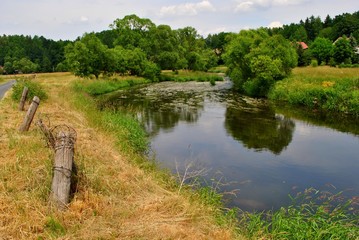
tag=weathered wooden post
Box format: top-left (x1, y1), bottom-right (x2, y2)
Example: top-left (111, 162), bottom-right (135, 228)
top-left (50, 126), bottom-right (76, 210)
top-left (19, 96), bottom-right (40, 132)
top-left (18, 86), bottom-right (29, 111)
top-left (36, 119), bottom-right (56, 149)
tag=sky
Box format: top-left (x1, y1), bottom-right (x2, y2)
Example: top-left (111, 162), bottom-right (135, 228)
top-left (1, 0), bottom-right (359, 41)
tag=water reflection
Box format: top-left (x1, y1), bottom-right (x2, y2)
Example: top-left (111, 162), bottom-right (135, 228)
top-left (98, 87), bottom-right (204, 136)
top-left (97, 82), bottom-right (359, 212)
top-left (224, 98), bottom-right (295, 155)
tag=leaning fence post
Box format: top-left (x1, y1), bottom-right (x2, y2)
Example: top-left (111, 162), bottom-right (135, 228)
top-left (19, 96), bottom-right (40, 132)
top-left (18, 87), bottom-right (29, 111)
top-left (50, 126), bottom-right (76, 210)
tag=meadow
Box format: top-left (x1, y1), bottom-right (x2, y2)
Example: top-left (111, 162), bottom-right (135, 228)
top-left (269, 66), bottom-right (359, 116)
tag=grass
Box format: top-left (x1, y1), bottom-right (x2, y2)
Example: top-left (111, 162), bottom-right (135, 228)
top-left (11, 77), bottom-right (48, 103)
top-left (208, 66), bottom-right (228, 74)
top-left (74, 76), bottom-right (149, 96)
top-left (240, 188), bottom-right (359, 240)
top-left (0, 72), bottom-right (240, 239)
top-left (269, 66), bottom-right (359, 116)
top-left (160, 70), bottom-right (224, 82)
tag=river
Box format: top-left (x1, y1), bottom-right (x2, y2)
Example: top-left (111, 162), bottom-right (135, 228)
top-left (99, 81), bottom-right (359, 212)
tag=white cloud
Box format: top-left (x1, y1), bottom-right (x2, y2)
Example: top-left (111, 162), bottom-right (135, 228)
top-left (268, 21), bottom-right (283, 28)
top-left (235, 0), bottom-right (307, 12)
top-left (160, 0), bottom-right (216, 16)
top-left (80, 16), bottom-right (89, 22)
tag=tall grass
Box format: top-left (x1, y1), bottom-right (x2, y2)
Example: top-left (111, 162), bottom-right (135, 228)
top-left (72, 82), bottom-right (149, 154)
top-left (74, 77), bottom-right (148, 96)
top-left (241, 188), bottom-right (359, 239)
top-left (269, 67), bottom-right (359, 116)
top-left (11, 78), bottom-right (48, 102)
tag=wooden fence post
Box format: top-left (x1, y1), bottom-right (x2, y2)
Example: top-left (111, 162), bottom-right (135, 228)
top-left (19, 96), bottom-right (40, 132)
top-left (18, 86), bottom-right (29, 111)
top-left (50, 127), bottom-right (76, 210)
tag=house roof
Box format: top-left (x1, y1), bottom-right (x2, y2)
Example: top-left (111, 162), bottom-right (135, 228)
top-left (299, 42), bottom-right (308, 50)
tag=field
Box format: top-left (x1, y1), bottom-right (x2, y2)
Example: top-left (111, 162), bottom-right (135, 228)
top-left (269, 66), bottom-right (359, 115)
top-left (0, 73), bottom-right (240, 239)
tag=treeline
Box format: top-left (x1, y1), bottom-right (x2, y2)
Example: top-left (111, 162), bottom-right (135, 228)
top-left (65, 14), bottom-right (218, 80)
top-left (0, 35), bottom-right (70, 74)
top-left (269, 11), bottom-right (359, 66)
top-left (271, 11), bottom-right (359, 43)
top-left (0, 11), bottom-right (359, 77)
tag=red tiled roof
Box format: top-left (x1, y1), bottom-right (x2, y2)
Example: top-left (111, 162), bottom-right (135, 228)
top-left (299, 42), bottom-right (308, 50)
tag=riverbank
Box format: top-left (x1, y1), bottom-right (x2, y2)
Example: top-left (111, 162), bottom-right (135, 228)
top-left (0, 73), bottom-right (240, 239)
top-left (269, 66), bottom-right (359, 116)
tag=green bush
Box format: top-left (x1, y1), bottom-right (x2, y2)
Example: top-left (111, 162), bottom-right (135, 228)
top-left (311, 59), bottom-right (319, 67)
top-left (11, 79), bottom-right (48, 102)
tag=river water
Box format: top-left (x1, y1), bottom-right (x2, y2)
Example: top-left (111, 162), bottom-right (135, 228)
top-left (99, 81), bottom-right (359, 212)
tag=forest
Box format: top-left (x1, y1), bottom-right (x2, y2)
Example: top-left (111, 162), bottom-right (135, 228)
top-left (1, 11), bottom-right (358, 84)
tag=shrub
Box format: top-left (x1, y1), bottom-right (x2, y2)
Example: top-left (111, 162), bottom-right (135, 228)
top-left (311, 59), bottom-right (318, 67)
top-left (11, 79), bottom-right (48, 102)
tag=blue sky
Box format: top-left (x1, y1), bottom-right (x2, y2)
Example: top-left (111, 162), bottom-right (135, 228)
top-left (1, 0), bottom-right (358, 40)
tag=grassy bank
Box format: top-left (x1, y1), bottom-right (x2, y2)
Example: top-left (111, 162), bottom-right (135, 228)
top-left (0, 73), bottom-right (240, 239)
top-left (269, 66), bottom-right (359, 116)
top-left (160, 70), bottom-right (224, 83)
top-left (75, 76), bottom-right (149, 96)
top-left (240, 188), bottom-right (359, 239)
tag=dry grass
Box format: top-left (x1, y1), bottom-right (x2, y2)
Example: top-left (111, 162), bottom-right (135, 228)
top-left (0, 73), bottom-right (241, 239)
top-left (292, 66), bottom-right (359, 81)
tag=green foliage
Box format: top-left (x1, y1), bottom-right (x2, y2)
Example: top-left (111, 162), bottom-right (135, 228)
top-left (334, 36), bottom-right (354, 64)
top-left (296, 44), bottom-right (312, 67)
top-left (0, 35), bottom-right (69, 74)
top-left (141, 60), bottom-right (161, 81)
top-left (209, 78), bottom-right (216, 86)
top-left (73, 81), bottom-right (149, 153)
top-left (159, 71), bottom-right (223, 83)
top-left (224, 29), bottom-right (297, 97)
top-left (309, 37), bottom-right (334, 65)
top-left (242, 189), bottom-right (359, 240)
top-left (65, 33), bottom-right (109, 79)
top-left (11, 79), bottom-right (48, 102)
top-left (73, 78), bottom-right (148, 96)
top-left (269, 68), bottom-right (359, 115)
top-left (311, 59), bottom-right (319, 67)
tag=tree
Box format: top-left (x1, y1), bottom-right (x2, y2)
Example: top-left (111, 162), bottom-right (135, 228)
top-left (309, 37), bottom-right (334, 65)
top-left (304, 16), bottom-right (323, 41)
top-left (147, 25), bottom-right (182, 70)
top-left (224, 29), bottom-right (297, 97)
top-left (333, 36), bottom-right (353, 64)
top-left (110, 14), bottom-right (155, 50)
top-left (292, 25), bottom-right (308, 42)
top-left (65, 33), bottom-right (109, 78)
top-left (13, 57), bottom-right (39, 73)
top-left (176, 27), bottom-right (212, 70)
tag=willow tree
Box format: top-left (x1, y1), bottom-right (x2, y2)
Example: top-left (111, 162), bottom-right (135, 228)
top-left (65, 33), bottom-right (109, 79)
top-left (224, 29), bottom-right (297, 97)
